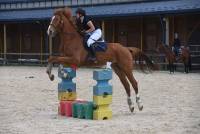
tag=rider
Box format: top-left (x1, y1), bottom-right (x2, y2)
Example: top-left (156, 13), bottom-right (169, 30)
top-left (173, 33), bottom-right (181, 56)
top-left (75, 8), bottom-right (102, 61)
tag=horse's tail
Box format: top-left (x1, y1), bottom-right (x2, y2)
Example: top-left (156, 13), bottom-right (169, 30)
top-left (127, 47), bottom-right (158, 72)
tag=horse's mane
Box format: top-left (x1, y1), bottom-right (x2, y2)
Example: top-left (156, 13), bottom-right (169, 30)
top-left (54, 7), bottom-right (78, 31)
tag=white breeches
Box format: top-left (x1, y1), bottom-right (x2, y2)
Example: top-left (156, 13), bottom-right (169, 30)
top-left (87, 29), bottom-right (102, 47)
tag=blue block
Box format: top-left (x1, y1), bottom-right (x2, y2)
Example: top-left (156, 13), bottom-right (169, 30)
top-left (58, 81), bottom-right (76, 92)
top-left (93, 85), bottom-right (112, 96)
top-left (58, 67), bottom-right (76, 79)
top-left (93, 69), bottom-right (112, 80)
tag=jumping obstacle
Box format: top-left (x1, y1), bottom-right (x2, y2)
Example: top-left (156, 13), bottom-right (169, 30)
top-left (58, 68), bottom-right (76, 116)
top-left (58, 67), bottom-right (113, 120)
top-left (93, 70), bottom-right (112, 120)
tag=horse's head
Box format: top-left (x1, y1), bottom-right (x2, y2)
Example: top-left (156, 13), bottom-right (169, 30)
top-left (47, 7), bottom-right (73, 37)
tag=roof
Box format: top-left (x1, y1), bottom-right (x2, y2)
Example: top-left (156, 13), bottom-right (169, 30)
top-left (0, 8), bottom-right (53, 22)
top-left (85, 0), bottom-right (200, 17)
top-left (0, 0), bottom-right (44, 4)
top-left (0, 0), bottom-right (200, 22)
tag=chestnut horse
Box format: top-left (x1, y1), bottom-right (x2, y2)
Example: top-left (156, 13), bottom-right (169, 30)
top-left (46, 8), bottom-right (156, 112)
top-left (157, 44), bottom-right (191, 73)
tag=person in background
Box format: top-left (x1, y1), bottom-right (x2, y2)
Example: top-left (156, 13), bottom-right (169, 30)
top-left (172, 33), bottom-right (181, 56)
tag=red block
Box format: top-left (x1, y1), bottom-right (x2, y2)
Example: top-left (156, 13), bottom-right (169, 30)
top-left (64, 101), bottom-right (74, 117)
top-left (59, 99), bottom-right (85, 117)
top-left (59, 101), bottom-right (66, 116)
top-left (59, 101), bottom-right (74, 117)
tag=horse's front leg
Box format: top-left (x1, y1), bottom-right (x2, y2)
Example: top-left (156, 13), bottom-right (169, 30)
top-left (46, 63), bottom-right (54, 81)
top-left (46, 56), bottom-right (80, 81)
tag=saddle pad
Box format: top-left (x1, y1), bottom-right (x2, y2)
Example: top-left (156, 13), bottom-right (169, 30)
top-left (93, 42), bottom-right (107, 52)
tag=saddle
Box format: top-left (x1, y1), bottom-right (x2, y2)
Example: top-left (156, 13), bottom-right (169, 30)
top-left (83, 34), bottom-right (107, 52)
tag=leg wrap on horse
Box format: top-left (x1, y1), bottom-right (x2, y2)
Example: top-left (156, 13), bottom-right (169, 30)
top-left (136, 94), bottom-right (143, 111)
top-left (127, 97), bottom-right (134, 112)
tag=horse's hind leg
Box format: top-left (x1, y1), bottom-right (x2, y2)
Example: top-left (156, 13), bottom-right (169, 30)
top-left (111, 63), bottom-right (135, 112)
top-left (119, 64), bottom-right (143, 111)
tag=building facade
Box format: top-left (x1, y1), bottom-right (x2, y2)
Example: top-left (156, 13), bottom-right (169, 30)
top-left (0, 0), bottom-right (200, 68)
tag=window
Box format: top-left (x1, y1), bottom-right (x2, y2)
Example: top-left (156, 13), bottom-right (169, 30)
top-left (34, 2), bottom-right (40, 8)
top-left (52, 1), bottom-right (58, 7)
top-left (0, 4), bottom-right (6, 9)
top-left (21, 3), bottom-right (27, 8)
top-left (39, 2), bottom-right (45, 7)
top-left (11, 3), bottom-right (16, 9)
top-left (58, 0), bottom-right (64, 6)
top-left (5, 4), bottom-right (11, 9)
top-left (27, 3), bottom-right (34, 8)
top-left (16, 3), bottom-right (21, 9)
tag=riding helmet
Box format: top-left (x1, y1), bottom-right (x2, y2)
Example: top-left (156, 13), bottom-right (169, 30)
top-left (75, 8), bottom-right (86, 16)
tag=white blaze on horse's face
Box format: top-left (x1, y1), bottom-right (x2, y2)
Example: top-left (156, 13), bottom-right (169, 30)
top-left (47, 16), bottom-right (56, 37)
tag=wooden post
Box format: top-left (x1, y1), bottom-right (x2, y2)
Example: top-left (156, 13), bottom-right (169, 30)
top-left (49, 36), bottom-right (52, 56)
top-left (19, 24), bottom-right (22, 62)
top-left (112, 20), bottom-right (115, 42)
top-left (165, 17), bottom-right (169, 46)
top-left (172, 16), bottom-right (175, 43)
top-left (102, 20), bottom-right (105, 39)
top-left (40, 29), bottom-right (43, 64)
top-left (140, 17), bottom-right (143, 51)
top-left (3, 24), bottom-right (7, 64)
top-left (183, 16), bottom-right (187, 46)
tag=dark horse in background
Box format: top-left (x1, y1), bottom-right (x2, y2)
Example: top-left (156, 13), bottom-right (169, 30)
top-left (157, 44), bottom-right (191, 73)
top-left (46, 7), bottom-right (158, 112)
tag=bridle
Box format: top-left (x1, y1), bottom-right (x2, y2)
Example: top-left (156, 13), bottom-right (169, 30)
top-left (50, 15), bottom-right (76, 36)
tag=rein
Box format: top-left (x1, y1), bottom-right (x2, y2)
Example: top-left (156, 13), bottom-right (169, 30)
top-left (50, 23), bottom-right (76, 37)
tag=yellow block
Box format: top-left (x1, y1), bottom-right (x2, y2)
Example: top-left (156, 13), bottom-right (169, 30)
top-left (58, 92), bottom-right (77, 101)
top-left (63, 64), bottom-right (70, 67)
top-left (93, 108), bottom-right (112, 120)
top-left (93, 95), bottom-right (112, 105)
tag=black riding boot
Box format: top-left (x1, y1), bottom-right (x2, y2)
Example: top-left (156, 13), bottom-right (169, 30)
top-left (88, 45), bottom-right (96, 61)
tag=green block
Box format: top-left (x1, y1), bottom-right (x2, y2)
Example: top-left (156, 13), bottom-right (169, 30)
top-left (72, 102), bottom-right (79, 118)
top-left (77, 103), bottom-right (85, 119)
top-left (83, 102), bottom-right (94, 119)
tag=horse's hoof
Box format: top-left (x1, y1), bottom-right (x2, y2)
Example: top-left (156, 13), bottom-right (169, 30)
top-left (46, 70), bottom-right (49, 74)
top-left (130, 107), bottom-right (134, 113)
top-left (50, 75), bottom-right (54, 81)
top-left (139, 105), bottom-right (143, 111)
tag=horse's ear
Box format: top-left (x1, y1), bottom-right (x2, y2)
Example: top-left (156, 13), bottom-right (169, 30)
top-left (63, 7), bottom-right (72, 19)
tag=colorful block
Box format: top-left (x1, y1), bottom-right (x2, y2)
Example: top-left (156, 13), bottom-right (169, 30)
top-left (72, 102), bottom-right (79, 118)
top-left (82, 102), bottom-right (94, 119)
top-left (93, 85), bottom-right (112, 96)
top-left (93, 95), bottom-right (112, 105)
top-left (77, 103), bottom-right (85, 119)
top-left (58, 81), bottom-right (76, 92)
top-left (72, 100), bottom-right (86, 118)
top-left (58, 67), bottom-right (76, 79)
top-left (93, 69), bottom-right (112, 80)
top-left (58, 92), bottom-right (77, 101)
top-left (93, 108), bottom-right (112, 120)
top-left (64, 101), bottom-right (74, 117)
top-left (59, 101), bottom-right (66, 116)
top-left (72, 101), bottom-right (94, 119)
